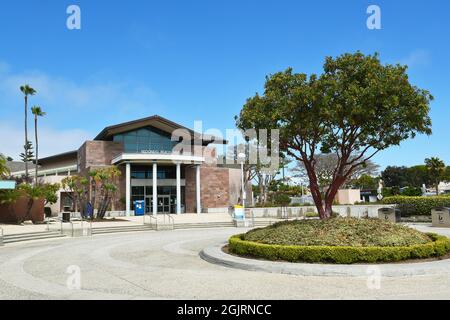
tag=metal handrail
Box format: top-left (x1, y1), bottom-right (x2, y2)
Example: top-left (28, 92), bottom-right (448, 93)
top-left (75, 218), bottom-right (93, 236)
top-left (162, 213), bottom-right (174, 228)
top-left (147, 215), bottom-right (158, 229)
top-left (59, 218), bottom-right (74, 236)
top-left (70, 221), bottom-right (74, 237)
top-left (143, 213), bottom-right (158, 229)
top-left (0, 227), bottom-right (3, 246)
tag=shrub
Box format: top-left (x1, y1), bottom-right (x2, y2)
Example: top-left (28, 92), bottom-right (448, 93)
top-left (273, 193), bottom-right (291, 206)
top-left (401, 187), bottom-right (423, 197)
top-left (382, 196), bottom-right (450, 216)
top-left (243, 218), bottom-right (431, 247)
top-left (228, 233), bottom-right (450, 264)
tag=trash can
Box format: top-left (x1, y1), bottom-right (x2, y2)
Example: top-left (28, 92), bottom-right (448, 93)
top-left (44, 207), bottom-right (52, 218)
top-left (431, 207), bottom-right (450, 227)
top-left (134, 200), bottom-right (145, 216)
top-left (62, 212), bottom-right (71, 222)
top-left (378, 207), bottom-right (401, 223)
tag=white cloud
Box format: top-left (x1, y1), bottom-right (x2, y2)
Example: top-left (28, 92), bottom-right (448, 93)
top-left (0, 69), bottom-right (163, 111)
top-left (400, 49), bottom-right (431, 68)
top-left (0, 121), bottom-right (91, 160)
top-left (0, 60), bottom-right (167, 160)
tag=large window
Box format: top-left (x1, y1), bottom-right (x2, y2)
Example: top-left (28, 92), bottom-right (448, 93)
top-left (113, 126), bottom-right (178, 153)
top-left (131, 165), bottom-right (183, 179)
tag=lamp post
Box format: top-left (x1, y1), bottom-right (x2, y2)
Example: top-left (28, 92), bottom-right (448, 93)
top-left (238, 152), bottom-right (246, 220)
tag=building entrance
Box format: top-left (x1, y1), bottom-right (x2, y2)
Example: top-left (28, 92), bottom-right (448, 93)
top-left (145, 195), bottom-right (171, 214)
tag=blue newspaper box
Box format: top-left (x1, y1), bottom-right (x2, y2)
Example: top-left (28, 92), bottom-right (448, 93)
top-left (134, 200), bottom-right (145, 216)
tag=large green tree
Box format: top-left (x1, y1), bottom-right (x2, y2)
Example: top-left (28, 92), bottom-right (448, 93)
top-left (19, 85), bottom-right (36, 183)
top-left (31, 106), bottom-right (46, 185)
top-left (381, 166), bottom-right (409, 188)
top-left (406, 165), bottom-right (432, 188)
top-left (381, 165), bottom-right (432, 189)
top-left (236, 52), bottom-right (433, 219)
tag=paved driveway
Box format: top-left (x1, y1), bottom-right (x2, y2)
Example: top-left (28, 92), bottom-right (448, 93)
top-left (0, 227), bottom-right (449, 300)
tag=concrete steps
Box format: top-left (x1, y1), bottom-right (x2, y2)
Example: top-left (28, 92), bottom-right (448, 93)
top-left (252, 220), bottom-right (278, 227)
top-left (0, 220), bottom-right (281, 245)
top-left (91, 224), bottom-right (155, 235)
top-left (2, 231), bottom-right (66, 244)
top-left (173, 221), bottom-right (235, 230)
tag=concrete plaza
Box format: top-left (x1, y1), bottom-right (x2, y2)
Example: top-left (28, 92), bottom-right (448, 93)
top-left (0, 226), bottom-right (449, 299)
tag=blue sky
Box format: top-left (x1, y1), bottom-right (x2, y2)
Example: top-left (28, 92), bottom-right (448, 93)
top-left (0, 0), bottom-right (449, 170)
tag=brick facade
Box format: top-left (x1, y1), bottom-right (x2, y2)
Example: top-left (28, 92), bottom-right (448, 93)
top-left (77, 141), bottom-right (125, 210)
top-left (185, 165), bottom-right (231, 213)
top-left (78, 140), bottom-right (123, 173)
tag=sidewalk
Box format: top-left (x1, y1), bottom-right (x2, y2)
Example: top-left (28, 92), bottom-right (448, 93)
top-left (0, 213), bottom-right (287, 236)
top-left (0, 213), bottom-right (233, 235)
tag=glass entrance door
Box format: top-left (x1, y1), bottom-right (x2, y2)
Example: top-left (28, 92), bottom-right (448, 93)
top-left (145, 195), bottom-right (170, 214)
top-left (145, 196), bottom-right (151, 214)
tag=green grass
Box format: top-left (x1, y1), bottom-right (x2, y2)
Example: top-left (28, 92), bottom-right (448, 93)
top-left (243, 217), bottom-right (431, 247)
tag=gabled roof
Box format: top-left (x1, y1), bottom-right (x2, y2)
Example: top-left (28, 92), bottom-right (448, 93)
top-left (36, 150), bottom-right (78, 165)
top-left (94, 115), bottom-right (227, 145)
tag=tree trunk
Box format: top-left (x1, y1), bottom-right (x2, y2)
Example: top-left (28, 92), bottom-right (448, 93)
top-left (34, 115), bottom-right (38, 186)
top-left (98, 195), bottom-right (110, 219)
top-left (78, 197), bottom-right (86, 219)
top-left (24, 95), bottom-right (29, 183)
top-left (259, 178), bottom-right (264, 204)
top-left (25, 198), bottom-right (34, 223)
top-left (304, 160), bottom-right (348, 220)
top-left (303, 160), bottom-right (326, 219)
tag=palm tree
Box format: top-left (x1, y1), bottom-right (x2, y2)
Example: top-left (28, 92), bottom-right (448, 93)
top-left (31, 106), bottom-right (46, 185)
top-left (425, 157), bottom-right (446, 195)
top-left (20, 85), bottom-right (36, 183)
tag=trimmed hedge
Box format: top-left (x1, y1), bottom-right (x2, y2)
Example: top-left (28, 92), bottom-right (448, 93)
top-left (228, 233), bottom-right (450, 264)
top-left (382, 196), bottom-right (450, 216)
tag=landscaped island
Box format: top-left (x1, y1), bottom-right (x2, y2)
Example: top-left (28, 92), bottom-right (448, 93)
top-left (228, 218), bottom-right (450, 264)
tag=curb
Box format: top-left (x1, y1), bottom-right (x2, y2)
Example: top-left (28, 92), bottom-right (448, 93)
top-left (200, 243), bottom-right (450, 277)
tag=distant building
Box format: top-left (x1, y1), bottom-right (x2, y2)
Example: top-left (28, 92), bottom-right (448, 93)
top-left (335, 189), bottom-right (361, 205)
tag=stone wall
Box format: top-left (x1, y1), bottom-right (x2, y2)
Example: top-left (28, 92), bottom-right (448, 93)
top-left (248, 205), bottom-right (396, 218)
